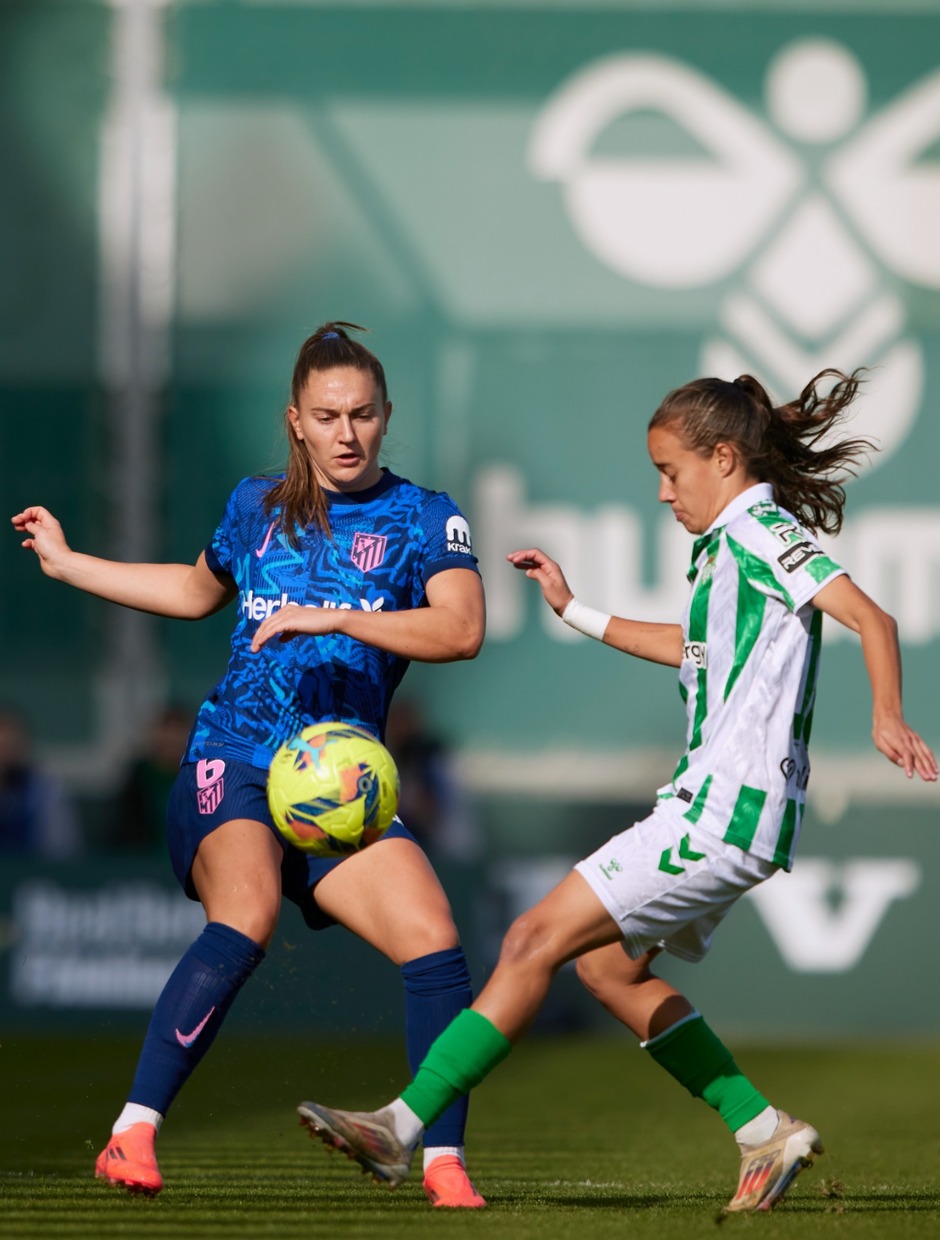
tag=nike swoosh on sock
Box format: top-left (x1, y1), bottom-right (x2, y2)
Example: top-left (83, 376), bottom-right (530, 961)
top-left (175, 1006), bottom-right (216, 1048)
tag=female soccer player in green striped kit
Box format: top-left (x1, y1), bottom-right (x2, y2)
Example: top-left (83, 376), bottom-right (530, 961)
top-left (295, 367), bottom-right (938, 1213)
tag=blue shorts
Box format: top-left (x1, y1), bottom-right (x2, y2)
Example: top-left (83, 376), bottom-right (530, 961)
top-left (167, 758), bottom-right (415, 931)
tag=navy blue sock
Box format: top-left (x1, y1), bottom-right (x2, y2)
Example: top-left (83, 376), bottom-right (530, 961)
top-left (401, 946), bottom-right (473, 1149)
top-left (128, 922), bottom-right (265, 1114)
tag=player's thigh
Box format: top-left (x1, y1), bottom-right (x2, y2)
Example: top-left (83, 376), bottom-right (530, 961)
top-left (191, 818), bottom-right (284, 947)
top-left (313, 836), bottom-right (459, 964)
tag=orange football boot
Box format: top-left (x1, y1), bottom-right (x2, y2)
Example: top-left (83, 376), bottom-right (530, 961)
top-left (422, 1154), bottom-right (486, 1208)
top-left (94, 1122), bottom-right (163, 1196)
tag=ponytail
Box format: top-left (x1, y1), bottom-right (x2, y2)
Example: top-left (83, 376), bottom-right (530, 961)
top-left (650, 368), bottom-right (874, 534)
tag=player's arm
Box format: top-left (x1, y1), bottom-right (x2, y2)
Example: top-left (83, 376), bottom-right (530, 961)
top-left (250, 566), bottom-right (485, 663)
top-left (506, 547), bottom-right (682, 668)
top-left (12, 505), bottom-right (235, 619)
top-left (812, 573), bottom-right (938, 781)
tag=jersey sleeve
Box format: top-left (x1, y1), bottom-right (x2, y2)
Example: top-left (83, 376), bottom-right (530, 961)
top-left (203, 481), bottom-right (245, 578)
top-left (735, 511), bottom-right (845, 612)
top-left (417, 493), bottom-right (480, 586)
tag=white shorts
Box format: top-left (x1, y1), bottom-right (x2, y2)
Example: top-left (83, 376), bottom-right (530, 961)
top-left (575, 801), bottom-right (778, 963)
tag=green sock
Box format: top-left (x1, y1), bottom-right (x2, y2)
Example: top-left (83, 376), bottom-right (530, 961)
top-left (401, 1008), bottom-right (513, 1128)
top-left (644, 1013), bottom-right (769, 1132)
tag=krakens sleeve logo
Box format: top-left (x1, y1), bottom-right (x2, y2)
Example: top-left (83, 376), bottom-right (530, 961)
top-left (446, 515), bottom-right (473, 555)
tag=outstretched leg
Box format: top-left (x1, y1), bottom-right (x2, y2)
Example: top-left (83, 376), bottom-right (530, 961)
top-left (298, 869), bottom-right (624, 1184)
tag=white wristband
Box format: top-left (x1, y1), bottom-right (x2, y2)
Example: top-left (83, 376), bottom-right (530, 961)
top-left (561, 597), bottom-right (611, 641)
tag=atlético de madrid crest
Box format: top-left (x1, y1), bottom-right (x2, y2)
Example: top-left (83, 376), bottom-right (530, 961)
top-left (350, 531), bottom-right (387, 572)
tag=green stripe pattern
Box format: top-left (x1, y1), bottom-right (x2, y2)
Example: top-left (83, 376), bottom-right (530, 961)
top-left (671, 507), bottom-right (821, 872)
top-left (726, 533), bottom-right (794, 610)
top-left (723, 784), bottom-right (768, 852)
top-left (773, 798), bottom-right (800, 868)
top-left (725, 540), bottom-right (768, 701)
top-left (686, 532), bottom-right (721, 756)
top-left (793, 607), bottom-right (823, 744)
top-left (683, 774), bottom-right (712, 824)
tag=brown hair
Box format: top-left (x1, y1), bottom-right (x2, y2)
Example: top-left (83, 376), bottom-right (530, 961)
top-left (263, 322), bottom-right (388, 542)
top-left (649, 368), bottom-right (874, 534)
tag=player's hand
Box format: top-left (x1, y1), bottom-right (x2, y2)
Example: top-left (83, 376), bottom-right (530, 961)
top-left (872, 713), bottom-right (939, 781)
top-left (507, 547), bottom-right (574, 616)
top-left (10, 505), bottom-right (72, 578)
top-left (250, 603), bottom-right (336, 652)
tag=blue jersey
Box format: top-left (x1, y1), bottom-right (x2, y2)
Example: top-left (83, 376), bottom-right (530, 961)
top-left (184, 470), bottom-right (479, 770)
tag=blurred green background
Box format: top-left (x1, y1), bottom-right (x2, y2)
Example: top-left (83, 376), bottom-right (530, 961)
top-left (1, 0), bottom-right (939, 1036)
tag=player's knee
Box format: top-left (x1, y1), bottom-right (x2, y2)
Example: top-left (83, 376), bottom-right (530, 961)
top-left (238, 911), bottom-right (279, 950)
top-left (498, 910), bottom-right (559, 972)
top-left (389, 921), bottom-right (459, 965)
top-left (207, 896), bottom-right (279, 949)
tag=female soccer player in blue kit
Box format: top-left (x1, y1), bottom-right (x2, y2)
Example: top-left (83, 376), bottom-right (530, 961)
top-left (292, 367), bottom-right (938, 1214)
top-left (12, 323), bottom-right (487, 1208)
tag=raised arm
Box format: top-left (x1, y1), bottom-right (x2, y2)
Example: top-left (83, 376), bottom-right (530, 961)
top-left (12, 505), bottom-right (235, 620)
top-left (506, 547), bottom-right (683, 668)
top-left (250, 566), bottom-right (485, 663)
top-left (812, 574), bottom-right (938, 781)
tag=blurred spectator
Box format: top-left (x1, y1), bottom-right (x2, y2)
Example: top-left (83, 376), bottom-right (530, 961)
top-left (109, 705), bottom-right (192, 852)
top-left (0, 705), bottom-right (82, 858)
top-left (384, 698), bottom-right (480, 863)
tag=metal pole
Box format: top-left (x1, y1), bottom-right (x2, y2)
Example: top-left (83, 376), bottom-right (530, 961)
top-left (58, 0), bottom-right (176, 787)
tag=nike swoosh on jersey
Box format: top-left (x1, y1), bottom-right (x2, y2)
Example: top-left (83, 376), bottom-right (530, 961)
top-left (254, 522), bottom-right (276, 558)
top-left (175, 1006), bottom-right (217, 1048)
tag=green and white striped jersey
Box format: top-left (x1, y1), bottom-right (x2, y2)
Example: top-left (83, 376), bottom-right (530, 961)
top-left (657, 483), bottom-right (845, 871)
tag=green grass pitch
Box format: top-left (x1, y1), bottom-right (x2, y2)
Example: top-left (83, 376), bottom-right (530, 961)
top-left (2, 1033), bottom-right (940, 1238)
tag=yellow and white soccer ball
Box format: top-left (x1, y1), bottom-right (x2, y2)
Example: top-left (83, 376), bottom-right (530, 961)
top-left (267, 722), bottom-right (400, 856)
